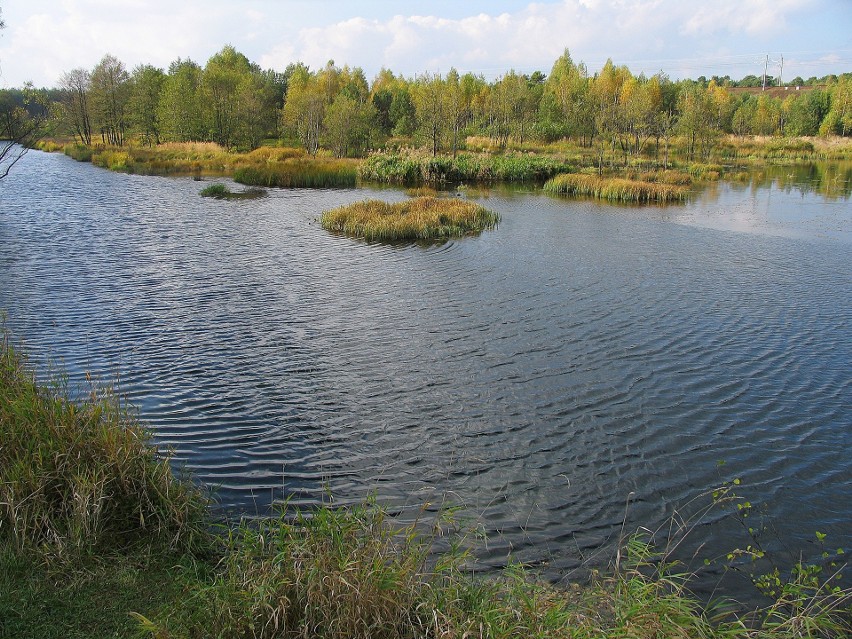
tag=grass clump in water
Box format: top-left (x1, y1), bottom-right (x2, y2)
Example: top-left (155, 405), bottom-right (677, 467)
top-left (544, 172), bottom-right (689, 202)
top-left (200, 183), bottom-right (229, 197)
top-left (321, 196), bottom-right (499, 241)
top-left (0, 328), bottom-right (209, 559)
top-left (199, 182), bottom-right (266, 199)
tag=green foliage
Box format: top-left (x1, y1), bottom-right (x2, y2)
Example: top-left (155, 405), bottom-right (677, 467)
top-left (359, 148), bottom-right (573, 184)
top-left (321, 197), bottom-right (499, 241)
top-left (0, 328), bottom-right (209, 559)
top-left (129, 64), bottom-right (166, 145)
top-left (91, 148), bottom-right (132, 171)
top-left (199, 182), bottom-right (228, 197)
top-left (89, 54), bottom-right (131, 146)
top-left (150, 502), bottom-right (440, 639)
top-left (158, 58), bottom-right (205, 143)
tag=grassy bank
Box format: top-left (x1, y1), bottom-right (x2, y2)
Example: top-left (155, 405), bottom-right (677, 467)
top-left (0, 330), bottom-right (208, 559)
top-left (37, 140), bottom-right (359, 187)
top-left (1, 330), bottom-right (850, 638)
top-left (320, 197), bottom-right (499, 241)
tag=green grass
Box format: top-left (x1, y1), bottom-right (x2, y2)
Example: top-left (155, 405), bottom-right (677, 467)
top-left (544, 172), bottom-right (690, 202)
top-left (62, 143), bottom-right (95, 163)
top-left (199, 182), bottom-right (229, 197)
top-left (321, 196), bottom-right (500, 241)
top-left (0, 545), bottom-right (207, 639)
top-left (0, 328), bottom-right (209, 559)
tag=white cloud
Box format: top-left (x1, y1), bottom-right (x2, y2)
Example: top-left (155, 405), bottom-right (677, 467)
top-left (682, 0), bottom-right (813, 37)
top-left (262, 0), bottom-right (829, 81)
top-left (0, 0), bottom-right (843, 87)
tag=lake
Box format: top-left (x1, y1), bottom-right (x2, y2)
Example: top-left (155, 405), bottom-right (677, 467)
top-left (1, 150), bottom-right (849, 592)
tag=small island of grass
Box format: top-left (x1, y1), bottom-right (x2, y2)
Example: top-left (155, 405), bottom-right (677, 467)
top-left (199, 182), bottom-right (266, 200)
top-left (320, 196), bottom-right (499, 241)
top-left (543, 173), bottom-right (689, 203)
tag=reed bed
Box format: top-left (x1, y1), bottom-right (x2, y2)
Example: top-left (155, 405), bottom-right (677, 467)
top-left (54, 141), bottom-right (340, 180)
top-left (321, 197), bottom-right (499, 241)
top-left (622, 168), bottom-right (694, 186)
top-left (234, 158), bottom-right (357, 188)
top-left (359, 149), bottom-right (573, 184)
top-left (544, 173), bottom-right (689, 202)
top-left (0, 329), bottom-right (208, 558)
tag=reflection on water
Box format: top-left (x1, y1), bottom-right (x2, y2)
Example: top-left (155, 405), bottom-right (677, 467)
top-left (750, 162), bottom-right (852, 200)
top-left (0, 152), bottom-right (850, 595)
top-left (652, 162), bottom-right (852, 242)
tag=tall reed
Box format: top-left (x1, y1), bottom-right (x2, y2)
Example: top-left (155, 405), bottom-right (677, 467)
top-left (544, 173), bottom-right (689, 202)
top-left (234, 158), bottom-right (357, 188)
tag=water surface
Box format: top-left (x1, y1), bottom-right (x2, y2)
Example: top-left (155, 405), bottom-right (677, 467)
top-left (1, 151), bottom-right (849, 589)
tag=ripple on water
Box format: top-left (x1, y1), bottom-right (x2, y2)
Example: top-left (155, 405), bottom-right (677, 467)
top-left (1, 152), bottom-right (850, 591)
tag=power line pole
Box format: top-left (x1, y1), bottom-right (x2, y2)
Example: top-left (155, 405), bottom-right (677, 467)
top-left (762, 54), bottom-right (769, 91)
top-left (778, 55), bottom-right (784, 87)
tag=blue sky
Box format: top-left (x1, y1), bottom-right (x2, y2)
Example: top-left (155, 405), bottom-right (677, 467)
top-left (1, 0), bottom-right (850, 88)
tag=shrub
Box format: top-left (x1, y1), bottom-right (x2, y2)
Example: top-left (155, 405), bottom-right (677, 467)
top-left (63, 144), bottom-right (95, 163)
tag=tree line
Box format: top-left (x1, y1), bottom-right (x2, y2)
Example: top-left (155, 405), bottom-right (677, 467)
top-left (5, 46), bottom-right (852, 160)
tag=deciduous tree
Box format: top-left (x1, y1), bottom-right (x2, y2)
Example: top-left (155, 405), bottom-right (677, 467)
top-left (58, 68), bottom-right (93, 145)
top-left (129, 64), bottom-right (165, 145)
top-left (90, 54), bottom-right (131, 146)
top-left (158, 58), bottom-right (204, 142)
top-left (413, 72), bottom-right (445, 156)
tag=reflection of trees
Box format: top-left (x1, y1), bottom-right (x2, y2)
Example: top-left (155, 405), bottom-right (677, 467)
top-left (767, 163), bottom-right (852, 200)
top-left (737, 163), bottom-right (852, 200)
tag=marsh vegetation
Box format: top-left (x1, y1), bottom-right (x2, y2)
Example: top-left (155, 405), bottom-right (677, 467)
top-left (544, 172), bottom-right (690, 202)
top-left (320, 196), bottom-right (499, 241)
top-left (199, 182), bottom-right (266, 199)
